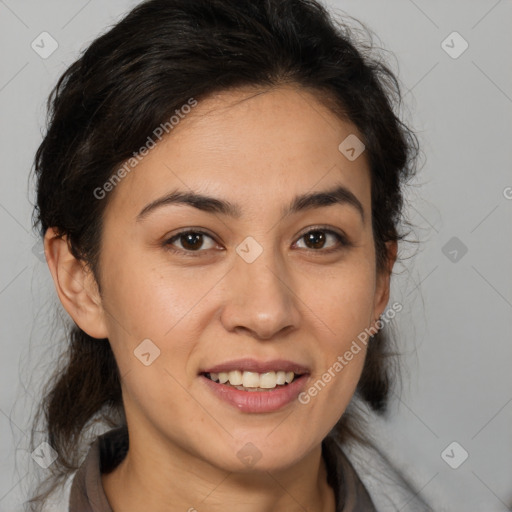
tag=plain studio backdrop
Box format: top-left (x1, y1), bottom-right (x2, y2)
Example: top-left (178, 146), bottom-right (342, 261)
top-left (0, 1), bottom-right (511, 510)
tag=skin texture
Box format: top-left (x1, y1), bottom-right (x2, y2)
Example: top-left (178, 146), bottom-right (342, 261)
top-left (44, 84), bottom-right (396, 512)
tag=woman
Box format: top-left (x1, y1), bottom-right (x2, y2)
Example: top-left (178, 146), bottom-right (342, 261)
top-left (29, 0), bottom-right (426, 510)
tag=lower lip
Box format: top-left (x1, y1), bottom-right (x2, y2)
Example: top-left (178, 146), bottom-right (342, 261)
top-left (200, 374), bottom-right (309, 413)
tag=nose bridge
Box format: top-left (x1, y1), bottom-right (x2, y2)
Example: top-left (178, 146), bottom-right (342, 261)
top-left (220, 236), bottom-right (300, 339)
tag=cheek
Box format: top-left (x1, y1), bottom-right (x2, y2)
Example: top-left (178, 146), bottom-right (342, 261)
top-left (296, 262), bottom-right (375, 421)
top-left (101, 247), bottom-right (200, 333)
top-left (99, 248), bottom-right (229, 381)
top-left (301, 258), bottom-right (376, 341)
top-left (99, 257), bottom-right (209, 431)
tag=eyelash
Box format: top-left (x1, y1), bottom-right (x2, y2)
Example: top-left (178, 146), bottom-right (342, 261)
top-left (163, 226), bottom-right (351, 257)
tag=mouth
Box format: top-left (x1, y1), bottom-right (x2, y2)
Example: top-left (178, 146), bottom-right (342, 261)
top-left (201, 370), bottom-right (305, 392)
top-left (199, 359), bottom-right (310, 412)
top-left (199, 358), bottom-right (310, 394)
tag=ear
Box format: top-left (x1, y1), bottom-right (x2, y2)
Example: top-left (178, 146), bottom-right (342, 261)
top-left (372, 240), bottom-right (398, 324)
top-left (44, 227), bottom-right (109, 339)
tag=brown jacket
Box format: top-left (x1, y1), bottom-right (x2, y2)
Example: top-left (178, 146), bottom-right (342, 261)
top-left (68, 426), bottom-right (376, 511)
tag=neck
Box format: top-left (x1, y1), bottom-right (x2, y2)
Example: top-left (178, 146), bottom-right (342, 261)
top-left (102, 430), bottom-right (335, 512)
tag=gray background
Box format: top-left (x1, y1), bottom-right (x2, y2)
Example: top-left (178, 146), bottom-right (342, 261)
top-left (0, 0), bottom-right (511, 510)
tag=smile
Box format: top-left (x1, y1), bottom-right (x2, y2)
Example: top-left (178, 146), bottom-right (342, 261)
top-left (203, 370), bottom-right (299, 391)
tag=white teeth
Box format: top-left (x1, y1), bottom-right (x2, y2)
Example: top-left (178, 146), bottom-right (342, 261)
top-left (228, 370), bottom-right (243, 385)
top-left (206, 370), bottom-right (299, 389)
top-left (218, 372), bottom-right (229, 384)
top-left (242, 371), bottom-right (260, 388)
top-left (275, 371), bottom-right (286, 385)
top-left (259, 372), bottom-right (277, 389)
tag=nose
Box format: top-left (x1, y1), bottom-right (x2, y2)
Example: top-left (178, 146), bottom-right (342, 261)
top-left (219, 243), bottom-right (301, 341)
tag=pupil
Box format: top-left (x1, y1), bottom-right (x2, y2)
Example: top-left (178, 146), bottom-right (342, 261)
top-left (306, 231), bottom-right (325, 249)
top-left (182, 233), bottom-right (202, 250)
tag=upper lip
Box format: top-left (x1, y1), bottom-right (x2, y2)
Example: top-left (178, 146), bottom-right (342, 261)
top-left (201, 358), bottom-right (310, 375)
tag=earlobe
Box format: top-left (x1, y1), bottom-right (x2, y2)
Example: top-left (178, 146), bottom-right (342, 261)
top-left (43, 227), bottom-right (109, 339)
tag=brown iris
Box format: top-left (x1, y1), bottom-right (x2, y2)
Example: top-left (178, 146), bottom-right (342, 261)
top-left (303, 231), bottom-right (326, 250)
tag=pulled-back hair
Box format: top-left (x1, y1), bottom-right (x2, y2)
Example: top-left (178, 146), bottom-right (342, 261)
top-left (28, 0), bottom-right (419, 508)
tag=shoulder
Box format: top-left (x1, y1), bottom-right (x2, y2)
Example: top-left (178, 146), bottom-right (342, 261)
top-left (338, 436), bottom-right (435, 512)
top-left (66, 426), bottom-right (127, 512)
top-left (322, 432), bottom-right (378, 511)
top-left (39, 472), bottom-right (75, 512)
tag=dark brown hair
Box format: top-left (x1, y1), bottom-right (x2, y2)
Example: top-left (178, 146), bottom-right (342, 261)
top-left (28, 0), bottom-right (419, 508)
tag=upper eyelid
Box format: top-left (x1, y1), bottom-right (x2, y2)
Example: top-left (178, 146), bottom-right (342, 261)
top-left (167, 228), bottom-right (217, 243)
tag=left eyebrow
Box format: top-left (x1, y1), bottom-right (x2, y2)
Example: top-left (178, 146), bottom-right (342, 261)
top-left (283, 184), bottom-right (365, 223)
top-left (136, 184), bottom-right (365, 223)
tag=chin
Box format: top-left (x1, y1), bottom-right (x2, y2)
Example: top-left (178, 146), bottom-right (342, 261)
top-left (201, 434), bottom-right (314, 474)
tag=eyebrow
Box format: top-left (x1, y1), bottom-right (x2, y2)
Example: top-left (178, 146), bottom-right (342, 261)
top-left (136, 184), bottom-right (365, 223)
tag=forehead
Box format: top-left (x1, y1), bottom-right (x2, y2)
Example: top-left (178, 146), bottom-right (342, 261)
top-left (104, 85), bottom-right (371, 221)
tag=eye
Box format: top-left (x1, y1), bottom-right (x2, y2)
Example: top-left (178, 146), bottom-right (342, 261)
top-left (164, 229), bottom-right (218, 256)
top-left (293, 227), bottom-right (349, 253)
top-left (163, 226), bottom-right (350, 257)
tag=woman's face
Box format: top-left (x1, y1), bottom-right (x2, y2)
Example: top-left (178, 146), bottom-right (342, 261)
top-left (94, 85), bottom-right (392, 472)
